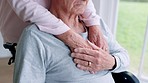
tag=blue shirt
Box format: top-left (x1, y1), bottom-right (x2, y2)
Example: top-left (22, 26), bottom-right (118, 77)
top-left (14, 19), bottom-right (129, 83)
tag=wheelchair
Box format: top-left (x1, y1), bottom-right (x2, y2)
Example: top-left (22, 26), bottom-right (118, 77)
top-left (112, 71), bottom-right (140, 83)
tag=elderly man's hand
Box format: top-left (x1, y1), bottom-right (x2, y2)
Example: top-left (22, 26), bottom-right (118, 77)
top-left (71, 41), bottom-right (115, 74)
top-left (88, 25), bottom-right (109, 52)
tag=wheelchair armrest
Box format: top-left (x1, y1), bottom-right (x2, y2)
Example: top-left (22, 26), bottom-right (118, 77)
top-left (112, 71), bottom-right (140, 83)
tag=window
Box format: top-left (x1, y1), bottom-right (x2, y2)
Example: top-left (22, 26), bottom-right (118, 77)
top-left (117, 1), bottom-right (148, 82)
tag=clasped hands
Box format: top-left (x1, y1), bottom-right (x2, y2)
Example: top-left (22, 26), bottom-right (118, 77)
top-left (71, 41), bottom-right (115, 74)
top-left (56, 25), bottom-right (115, 74)
top-left (71, 26), bottom-right (115, 74)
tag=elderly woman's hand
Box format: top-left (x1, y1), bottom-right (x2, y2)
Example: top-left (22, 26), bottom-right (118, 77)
top-left (88, 25), bottom-right (109, 52)
top-left (56, 29), bottom-right (93, 52)
top-left (71, 41), bottom-right (115, 73)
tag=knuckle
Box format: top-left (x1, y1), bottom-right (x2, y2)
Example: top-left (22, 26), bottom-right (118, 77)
top-left (81, 54), bottom-right (85, 59)
top-left (94, 52), bottom-right (99, 57)
top-left (84, 55), bottom-right (89, 60)
top-left (95, 59), bottom-right (100, 64)
top-left (85, 61), bottom-right (88, 66)
top-left (81, 54), bottom-right (88, 60)
top-left (93, 53), bottom-right (98, 58)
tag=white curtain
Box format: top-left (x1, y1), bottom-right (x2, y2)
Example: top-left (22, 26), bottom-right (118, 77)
top-left (92, 0), bottom-right (119, 37)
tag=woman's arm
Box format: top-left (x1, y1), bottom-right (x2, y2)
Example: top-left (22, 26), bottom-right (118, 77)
top-left (7, 0), bottom-right (92, 50)
top-left (6, 0), bottom-right (97, 49)
top-left (88, 25), bottom-right (109, 52)
top-left (81, 0), bottom-right (108, 50)
top-left (56, 29), bottom-right (92, 51)
top-left (81, 0), bottom-right (100, 26)
top-left (7, 0), bottom-right (70, 35)
top-left (7, 0), bottom-right (107, 51)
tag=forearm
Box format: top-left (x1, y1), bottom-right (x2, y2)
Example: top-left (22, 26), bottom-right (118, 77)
top-left (7, 0), bottom-right (49, 23)
top-left (88, 25), bottom-right (109, 52)
top-left (7, 0), bottom-right (70, 35)
top-left (56, 29), bottom-right (92, 50)
top-left (80, 0), bottom-right (101, 26)
top-left (88, 25), bottom-right (103, 36)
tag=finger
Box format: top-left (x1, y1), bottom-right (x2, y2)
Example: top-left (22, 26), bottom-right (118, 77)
top-left (72, 53), bottom-right (103, 69)
top-left (88, 38), bottom-right (95, 44)
top-left (73, 59), bottom-right (90, 67)
top-left (77, 64), bottom-right (93, 71)
top-left (71, 53), bottom-right (95, 62)
top-left (74, 58), bottom-right (98, 69)
top-left (87, 40), bottom-right (100, 50)
top-left (89, 71), bottom-right (96, 74)
top-left (73, 49), bottom-right (100, 57)
top-left (76, 61), bottom-right (104, 73)
top-left (76, 60), bottom-right (97, 70)
top-left (101, 42), bottom-right (109, 52)
top-left (87, 41), bottom-right (108, 55)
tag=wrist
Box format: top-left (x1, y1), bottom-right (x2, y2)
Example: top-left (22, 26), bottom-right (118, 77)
top-left (56, 29), bottom-right (91, 49)
top-left (109, 56), bottom-right (116, 71)
top-left (88, 25), bottom-right (102, 33)
top-left (89, 25), bottom-right (101, 29)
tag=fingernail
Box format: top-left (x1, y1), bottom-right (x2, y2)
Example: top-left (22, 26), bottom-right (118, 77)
top-left (74, 49), bottom-right (78, 52)
top-left (74, 59), bottom-right (77, 62)
top-left (77, 64), bottom-right (81, 68)
top-left (71, 53), bottom-right (75, 57)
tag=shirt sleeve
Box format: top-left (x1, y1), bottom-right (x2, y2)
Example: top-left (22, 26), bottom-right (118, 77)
top-left (99, 18), bottom-right (130, 73)
top-left (13, 25), bottom-right (46, 83)
top-left (80, 0), bottom-right (101, 26)
top-left (7, 0), bottom-right (70, 35)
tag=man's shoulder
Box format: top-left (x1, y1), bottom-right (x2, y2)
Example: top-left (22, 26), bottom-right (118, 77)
top-left (23, 24), bottom-right (62, 44)
top-left (24, 24), bottom-right (52, 37)
top-left (24, 24), bottom-right (41, 34)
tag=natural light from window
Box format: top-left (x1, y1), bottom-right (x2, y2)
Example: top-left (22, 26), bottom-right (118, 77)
top-left (117, 0), bottom-right (148, 82)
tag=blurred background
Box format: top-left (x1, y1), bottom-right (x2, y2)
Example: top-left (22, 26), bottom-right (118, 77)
top-left (0, 0), bottom-right (148, 83)
top-left (117, 0), bottom-right (148, 82)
